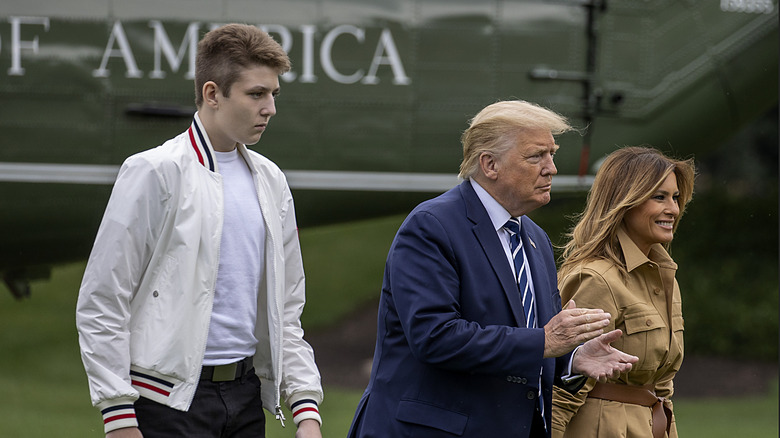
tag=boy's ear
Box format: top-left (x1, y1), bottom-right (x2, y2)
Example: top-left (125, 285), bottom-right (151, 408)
top-left (202, 81), bottom-right (219, 108)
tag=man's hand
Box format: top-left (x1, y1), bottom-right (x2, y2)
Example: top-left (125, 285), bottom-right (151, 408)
top-left (543, 300), bottom-right (611, 358)
top-left (572, 329), bottom-right (638, 382)
top-left (106, 427), bottom-right (143, 438)
top-left (295, 419), bottom-right (322, 438)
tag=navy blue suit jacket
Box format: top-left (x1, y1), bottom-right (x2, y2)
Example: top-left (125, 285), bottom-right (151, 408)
top-left (348, 181), bottom-right (579, 438)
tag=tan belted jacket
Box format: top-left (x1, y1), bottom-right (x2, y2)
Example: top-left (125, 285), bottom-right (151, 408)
top-left (551, 228), bottom-right (684, 438)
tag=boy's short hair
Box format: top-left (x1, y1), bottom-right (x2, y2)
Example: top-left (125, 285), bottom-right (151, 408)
top-left (194, 24), bottom-right (291, 107)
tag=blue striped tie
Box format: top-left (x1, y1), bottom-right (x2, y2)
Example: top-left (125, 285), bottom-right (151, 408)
top-left (504, 218), bottom-right (535, 328)
top-left (504, 218), bottom-right (545, 428)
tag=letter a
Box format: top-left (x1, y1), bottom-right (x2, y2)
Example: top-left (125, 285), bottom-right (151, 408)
top-left (93, 21), bottom-right (142, 78)
top-left (362, 29), bottom-right (410, 85)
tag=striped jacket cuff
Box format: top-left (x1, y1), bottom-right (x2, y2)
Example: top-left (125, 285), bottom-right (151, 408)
top-left (100, 400), bottom-right (138, 433)
top-left (291, 398), bottom-right (321, 426)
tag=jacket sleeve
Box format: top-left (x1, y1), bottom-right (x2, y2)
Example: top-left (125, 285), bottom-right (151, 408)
top-left (75, 155), bottom-right (168, 433)
top-left (388, 210), bottom-right (546, 375)
top-left (551, 270), bottom-right (618, 435)
top-left (277, 181), bottom-right (324, 426)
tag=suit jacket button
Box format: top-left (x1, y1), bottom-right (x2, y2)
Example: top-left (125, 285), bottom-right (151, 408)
top-left (527, 391), bottom-right (536, 399)
top-left (507, 376), bottom-right (513, 382)
top-left (520, 378), bottom-right (527, 384)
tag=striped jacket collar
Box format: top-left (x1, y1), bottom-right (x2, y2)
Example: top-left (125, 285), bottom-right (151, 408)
top-left (187, 113), bottom-right (217, 173)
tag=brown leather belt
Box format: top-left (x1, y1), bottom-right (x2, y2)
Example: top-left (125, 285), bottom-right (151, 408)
top-left (588, 382), bottom-right (672, 438)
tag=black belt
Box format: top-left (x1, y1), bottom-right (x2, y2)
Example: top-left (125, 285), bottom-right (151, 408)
top-left (201, 356), bottom-right (254, 382)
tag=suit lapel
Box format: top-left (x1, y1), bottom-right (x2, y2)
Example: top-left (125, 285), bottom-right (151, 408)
top-left (460, 183), bottom-right (525, 327)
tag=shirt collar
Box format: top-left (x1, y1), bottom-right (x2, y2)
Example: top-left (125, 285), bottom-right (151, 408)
top-left (188, 112), bottom-right (218, 172)
top-left (617, 227), bottom-right (677, 272)
top-left (470, 178), bottom-right (518, 232)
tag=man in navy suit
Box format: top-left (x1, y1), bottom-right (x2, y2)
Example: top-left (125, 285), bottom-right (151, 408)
top-left (348, 100), bottom-right (638, 438)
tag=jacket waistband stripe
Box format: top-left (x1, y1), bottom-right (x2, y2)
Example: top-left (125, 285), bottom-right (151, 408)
top-left (129, 370), bottom-right (175, 388)
top-left (131, 379), bottom-right (172, 397)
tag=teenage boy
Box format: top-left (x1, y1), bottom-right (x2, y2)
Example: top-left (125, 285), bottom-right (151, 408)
top-left (76, 24), bottom-right (323, 438)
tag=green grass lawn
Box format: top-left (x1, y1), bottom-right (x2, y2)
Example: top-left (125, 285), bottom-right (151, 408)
top-left (0, 216), bottom-right (399, 437)
top-left (0, 258), bottom-right (367, 437)
top-left (674, 382), bottom-right (778, 438)
top-left (0, 215), bottom-right (777, 437)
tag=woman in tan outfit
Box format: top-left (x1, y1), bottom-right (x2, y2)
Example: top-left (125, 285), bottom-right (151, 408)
top-left (551, 147), bottom-right (695, 438)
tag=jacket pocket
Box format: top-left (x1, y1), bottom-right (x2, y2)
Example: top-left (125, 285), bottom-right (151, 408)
top-left (396, 399), bottom-right (468, 436)
top-left (624, 312), bottom-right (665, 334)
top-left (622, 307), bottom-right (667, 371)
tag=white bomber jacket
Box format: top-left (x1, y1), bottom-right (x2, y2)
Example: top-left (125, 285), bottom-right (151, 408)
top-left (76, 114), bottom-right (323, 433)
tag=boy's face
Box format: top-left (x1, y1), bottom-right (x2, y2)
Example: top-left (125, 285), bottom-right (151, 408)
top-left (210, 64), bottom-right (280, 152)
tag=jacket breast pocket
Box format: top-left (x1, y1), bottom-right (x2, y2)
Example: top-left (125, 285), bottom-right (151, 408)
top-left (396, 399), bottom-right (468, 436)
top-left (622, 308), bottom-right (667, 371)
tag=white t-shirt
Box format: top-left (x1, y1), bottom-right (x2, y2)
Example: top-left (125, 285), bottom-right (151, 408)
top-left (203, 148), bottom-right (265, 365)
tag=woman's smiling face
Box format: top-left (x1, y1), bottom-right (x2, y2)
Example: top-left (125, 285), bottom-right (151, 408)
top-left (623, 172), bottom-right (680, 256)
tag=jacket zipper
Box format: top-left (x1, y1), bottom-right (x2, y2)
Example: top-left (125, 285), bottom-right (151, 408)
top-left (250, 162), bottom-right (286, 428)
top-left (188, 173), bottom-right (223, 409)
top-left (275, 404), bottom-right (286, 427)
